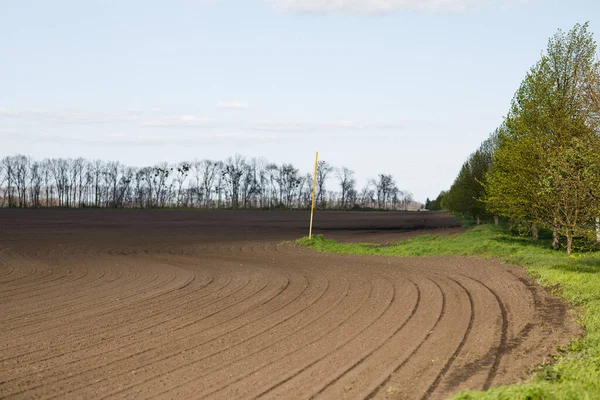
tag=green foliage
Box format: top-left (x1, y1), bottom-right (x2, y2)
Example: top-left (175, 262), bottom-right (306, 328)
top-left (486, 23), bottom-right (600, 253)
top-left (426, 191), bottom-right (446, 211)
top-left (444, 22), bottom-right (600, 254)
top-left (297, 225), bottom-right (600, 399)
top-left (443, 133), bottom-right (497, 221)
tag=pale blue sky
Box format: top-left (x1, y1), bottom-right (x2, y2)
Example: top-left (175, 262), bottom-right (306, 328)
top-left (1, 0), bottom-right (598, 202)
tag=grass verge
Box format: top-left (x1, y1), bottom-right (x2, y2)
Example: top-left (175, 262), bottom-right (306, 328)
top-left (297, 225), bottom-right (600, 399)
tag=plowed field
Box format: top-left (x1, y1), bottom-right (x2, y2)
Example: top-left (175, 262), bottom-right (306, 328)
top-left (0, 210), bottom-right (576, 399)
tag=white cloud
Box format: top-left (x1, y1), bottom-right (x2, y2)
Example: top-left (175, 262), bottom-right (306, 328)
top-left (141, 115), bottom-right (217, 127)
top-left (141, 115), bottom-right (416, 131)
top-left (100, 132), bottom-right (280, 145)
top-left (216, 101), bottom-right (252, 110)
top-left (0, 108), bottom-right (18, 117)
top-left (12, 131), bottom-right (282, 146)
top-left (269, 0), bottom-right (530, 13)
top-left (0, 108), bottom-right (143, 124)
top-left (248, 119), bottom-right (409, 132)
top-left (1, 107), bottom-right (430, 136)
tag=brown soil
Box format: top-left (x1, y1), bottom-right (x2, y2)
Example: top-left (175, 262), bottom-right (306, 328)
top-left (0, 210), bottom-right (578, 399)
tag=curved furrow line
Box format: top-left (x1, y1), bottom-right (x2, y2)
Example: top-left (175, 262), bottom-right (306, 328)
top-left (419, 276), bottom-right (476, 400)
top-left (34, 275), bottom-right (287, 400)
top-left (99, 264), bottom-right (370, 398)
top-left (303, 269), bottom-right (476, 400)
top-left (138, 276), bottom-right (344, 399)
top-left (0, 267), bottom-right (164, 340)
top-left (199, 270), bottom-right (403, 400)
top-left (241, 242), bottom-right (260, 254)
top-left (166, 274), bottom-right (274, 332)
top-left (459, 274), bottom-right (508, 390)
top-left (0, 274), bottom-right (278, 398)
top-left (0, 245), bottom-right (89, 293)
top-left (0, 267), bottom-right (149, 334)
top-left (111, 267), bottom-right (357, 398)
top-left (0, 247), bottom-right (15, 279)
top-left (0, 248), bottom-right (43, 285)
top-left (0, 265), bottom-right (14, 279)
top-left (0, 245), bottom-right (11, 262)
top-left (0, 268), bottom-right (203, 371)
top-left (252, 242), bottom-right (270, 254)
top-left (233, 243), bottom-right (251, 254)
top-left (99, 273), bottom-right (321, 399)
top-left (10, 273), bottom-right (260, 378)
top-left (0, 270), bottom-right (125, 332)
top-left (0, 261), bottom-right (62, 291)
top-left (0, 269), bottom-right (231, 370)
top-left (8, 258), bottom-right (184, 317)
top-left (0, 265), bottom-right (23, 283)
top-left (0, 268), bottom-right (72, 297)
top-left (302, 274), bottom-right (439, 400)
top-left (0, 211), bottom-right (576, 400)
top-left (313, 276), bottom-right (438, 400)
top-left (4, 271), bottom-right (213, 369)
top-left (308, 276), bottom-right (429, 400)
top-left (5, 262), bottom-right (155, 320)
top-left (2, 265), bottom-right (104, 308)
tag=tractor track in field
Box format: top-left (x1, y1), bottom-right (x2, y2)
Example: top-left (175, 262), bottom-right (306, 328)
top-left (0, 210), bottom-right (578, 399)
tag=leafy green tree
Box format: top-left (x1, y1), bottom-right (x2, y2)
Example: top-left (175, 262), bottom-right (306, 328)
top-left (443, 133), bottom-right (497, 223)
top-left (426, 191), bottom-right (446, 211)
top-left (486, 22), bottom-right (600, 253)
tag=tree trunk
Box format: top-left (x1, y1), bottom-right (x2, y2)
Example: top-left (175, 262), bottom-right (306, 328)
top-left (476, 216), bottom-right (480, 225)
top-left (566, 233), bottom-right (573, 255)
top-left (552, 227), bottom-right (560, 250)
top-left (596, 217), bottom-right (600, 243)
top-left (494, 216), bottom-right (499, 226)
top-left (532, 223), bottom-right (539, 241)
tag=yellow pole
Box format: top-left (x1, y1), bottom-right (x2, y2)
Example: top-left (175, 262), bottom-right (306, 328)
top-left (309, 151), bottom-right (319, 239)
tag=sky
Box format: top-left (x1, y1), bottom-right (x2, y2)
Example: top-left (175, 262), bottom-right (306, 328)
top-left (1, 0), bottom-right (599, 202)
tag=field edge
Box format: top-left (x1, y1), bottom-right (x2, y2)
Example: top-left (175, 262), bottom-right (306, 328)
top-left (297, 224), bottom-right (600, 399)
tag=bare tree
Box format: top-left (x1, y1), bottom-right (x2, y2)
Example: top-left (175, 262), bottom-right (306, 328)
top-left (41, 159), bottom-right (53, 206)
top-left (1, 156), bottom-right (15, 207)
top-left (315, 160), bottom-right (333, 208)
top-left (221, 155), bottom-right (246, 209)
top-left (0, 153), bottom-right (415, 212)
top-left (174, 162), bottom-right (191, 207)
top-left (336, 166), bottom-right (355, 209)
top-left (264, 163), bottom-right (279, 208)
top-left (375, 174), bottom-right (395, 209)
top-left (240, 158), bottom-right (262, 208)
top-left (53, 158), bottom-right (72, 207)
top-left (13, 155), bottom-right (31, 207)
top-left (214, 172), bottom-right (224, 209)
top-left (254, 158), bottom-right (269, 208)
top-left (0, 159), bottom-right (7, 207)
top-left (113, 166), bottom-right (134, 208)
top-left (150, 163), bottom-right (172, 208)
top-left (29, 161), bottom-right (43, 208)
top-left (278, 164), bottom-right (301, 208)
top-left (358, 181), bottom-right (375, 208)
top-left (69, 158), bottom-right (85, 207)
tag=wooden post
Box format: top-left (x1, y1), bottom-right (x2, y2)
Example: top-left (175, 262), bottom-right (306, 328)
top-left (309, 152), bottom-right (319, 239)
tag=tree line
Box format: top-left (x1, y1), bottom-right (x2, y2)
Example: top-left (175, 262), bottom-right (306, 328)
top-left (0, 154), bottom-right (417, 212)
top-left (430, 23), bottom-right (600, 253)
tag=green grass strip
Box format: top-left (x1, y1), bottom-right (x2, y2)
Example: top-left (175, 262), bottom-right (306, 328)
top-left (297, 225), bottom-right (600, 399)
